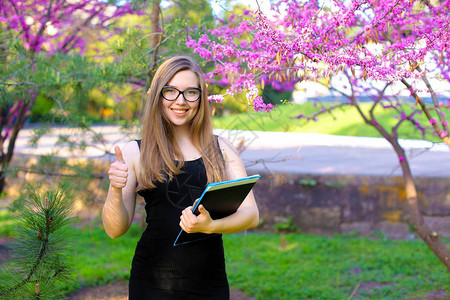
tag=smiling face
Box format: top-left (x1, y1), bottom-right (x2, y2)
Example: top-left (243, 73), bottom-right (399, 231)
top-left (161, 70), bottom-right (200, 130)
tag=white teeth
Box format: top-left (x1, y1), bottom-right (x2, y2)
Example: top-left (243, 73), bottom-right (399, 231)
top-left (173, 110), bottom-right (187, 114)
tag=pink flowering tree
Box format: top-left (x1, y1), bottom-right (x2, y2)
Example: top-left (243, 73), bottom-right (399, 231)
top-left (187, 0), bottom-right (450, 270)
top-left (0, 0), bottom-right (137, 193)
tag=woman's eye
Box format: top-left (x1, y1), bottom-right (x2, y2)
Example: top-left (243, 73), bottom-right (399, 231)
top-left (164, 88), bottom-right (176, 94)
top-left (187, 89), bottom-right (199, 95)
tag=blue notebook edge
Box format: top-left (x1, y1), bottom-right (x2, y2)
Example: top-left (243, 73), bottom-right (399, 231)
top-left (173, 174), bottom-right (261, 246)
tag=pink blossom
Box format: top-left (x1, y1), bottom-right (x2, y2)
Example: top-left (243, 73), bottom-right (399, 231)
top-left (252, 96), bottom-right (275, 112)
top-left (2, 0), bottom-right (139, 54)
top-left (208, 95), bottom-right (225, 103)
top-left (216, 77), bottom-right (229, 86)
top-left (183, 0), bottom-right (448, 117)
top-left (185, 36), bottom-right (197, 48)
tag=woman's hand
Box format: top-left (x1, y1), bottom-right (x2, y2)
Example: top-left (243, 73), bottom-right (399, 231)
top-left (103, 142), bottom-right (139, 239)
top-left (108, 146), bottom-right (128, 189)
top-left (179, 204), bottom-right (214, 234)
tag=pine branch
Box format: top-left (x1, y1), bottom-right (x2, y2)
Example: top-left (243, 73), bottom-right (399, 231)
top-left (0, 185), bottom-right (75, 299)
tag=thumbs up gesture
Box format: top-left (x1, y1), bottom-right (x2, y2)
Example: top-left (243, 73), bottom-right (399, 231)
top-left (108, 145), bottom-right (128, 189)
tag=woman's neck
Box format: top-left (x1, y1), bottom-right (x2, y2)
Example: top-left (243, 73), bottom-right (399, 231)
top-left (172, 127), bottom-right (201, 160)
top-left (172, 125), bottom-right (190, 143)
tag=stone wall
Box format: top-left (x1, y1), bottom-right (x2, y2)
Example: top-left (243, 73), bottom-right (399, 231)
top-left (3, 154), bottom-right (111, 220)
top-left (4, 154), bottom-right (450, 238)
top-left (251, 172), bottom-right (450, 238)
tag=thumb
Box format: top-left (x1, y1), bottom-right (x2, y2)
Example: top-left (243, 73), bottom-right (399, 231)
top-left (198, 205), bottom-right (209, 216)
top-left (114, 145), bottom-right (125, 164)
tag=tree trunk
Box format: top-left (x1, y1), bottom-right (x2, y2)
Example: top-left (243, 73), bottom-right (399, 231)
top-left (150, 0), bottom-right (161, 50)
top-left (390, 141), bottom-right (450, 271)
top-left (0, 171), bottom-right (5, 194)
top-left (0, 98), bottom-right (34, 194)
top-left (141, 0), bottom-right (161, 119)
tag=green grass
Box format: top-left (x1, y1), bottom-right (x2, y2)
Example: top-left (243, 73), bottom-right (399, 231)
top-left (0, 209), bottom-right (15, 238)
top-left (224, 233), bottom-right (450, 299)
top-left (213, 103), bottom-right (449, 141)
top-left (69, 225), bottom-right (449, 299)
top-left (1, 212), bottom-right (449, 299)
top-left (69, 221), bottom-right (140, 286)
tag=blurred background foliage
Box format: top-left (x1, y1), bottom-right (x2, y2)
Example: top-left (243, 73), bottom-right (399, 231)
top-left (1, 0), bottom-right (221, 126)
top-left (1, 0), bottom-right (298, 132)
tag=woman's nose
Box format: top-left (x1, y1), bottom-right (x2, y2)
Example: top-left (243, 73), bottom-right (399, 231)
top-left (174, 93), bottom-right (187, 104)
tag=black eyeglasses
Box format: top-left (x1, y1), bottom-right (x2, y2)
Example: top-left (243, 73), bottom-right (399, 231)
top-left (161, 86), bottom-right (201, 102)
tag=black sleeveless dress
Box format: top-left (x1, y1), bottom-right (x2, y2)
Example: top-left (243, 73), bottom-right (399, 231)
top-left (129, 140), bottom-right (229, 299)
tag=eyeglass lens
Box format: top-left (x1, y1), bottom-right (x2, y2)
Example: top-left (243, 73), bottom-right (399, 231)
top-left (162, 87), bottom-right (200, 102)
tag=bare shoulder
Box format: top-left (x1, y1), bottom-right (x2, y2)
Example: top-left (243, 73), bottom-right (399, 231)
top-left (217, 136), bottom-right (240, 158)
top-left (121, 140), bottom-right (140, 167)
top-left (122, 140), bottom-right (140, 155)
top-left (217, 136), bottom-right (247, 180)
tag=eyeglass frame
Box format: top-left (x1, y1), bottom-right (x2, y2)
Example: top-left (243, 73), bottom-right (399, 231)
top-left (160, 86), bottom-right (202, 102)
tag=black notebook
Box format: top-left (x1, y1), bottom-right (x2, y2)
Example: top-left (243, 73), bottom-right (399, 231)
top-left (173, 174), bottom-right (261, 246)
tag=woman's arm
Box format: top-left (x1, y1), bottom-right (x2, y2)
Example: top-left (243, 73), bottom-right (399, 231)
top-left (180, 136), bottom-right (259, 234)
top-left (102, 141), bottom-right (139, 238)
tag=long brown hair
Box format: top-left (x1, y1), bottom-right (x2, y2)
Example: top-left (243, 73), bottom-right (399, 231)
top-left (138, 56), bottom-right (226, 190)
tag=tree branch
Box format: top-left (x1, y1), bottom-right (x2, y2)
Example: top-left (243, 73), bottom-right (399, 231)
top-left (401, 78), bottom-right (450, 147)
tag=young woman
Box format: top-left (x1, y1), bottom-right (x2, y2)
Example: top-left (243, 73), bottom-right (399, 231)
top-left (102, 56), bottom-right (259, 299)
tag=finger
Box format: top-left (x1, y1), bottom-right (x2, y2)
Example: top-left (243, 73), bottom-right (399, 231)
top-left (111, 182), bottom-right (126, 189)
top-left (111, 162), bottom-right (128, 172)
top-left (182, 208), bottom-right (193, 219)
top-left (182, 208), bottom-right (197, 224)
top-left (110, 176), bottom-right (127, 187)
top-left (198, 205), bottom-right (209, 215)
top-left (109, 175), bottom-right (128, 184)
top-left (108, 168), bottom-right (128, 178)
top-left (111, 179), bottom-right (127, 188)
top-left (114, 145), bottom-right (125, 164)
top-left (179, 219), bottom-right (188, 232)
top-left (179, 214), bottom-right (191, 232)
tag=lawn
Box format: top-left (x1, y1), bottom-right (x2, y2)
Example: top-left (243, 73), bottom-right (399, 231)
top-left (70, 223), bottom-right (449, 299)
top-left (224, 233), bottom-right (450, 299)
top-left (0, 208), bottom-right (449, 299)
top-left (212, 102), bottom-right (449, 142)
top-left (60, 221), bottom-right (450, 299)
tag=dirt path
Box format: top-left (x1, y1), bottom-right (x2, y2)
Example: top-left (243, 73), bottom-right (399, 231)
top-left (68, 281), bottom-right (255, 300)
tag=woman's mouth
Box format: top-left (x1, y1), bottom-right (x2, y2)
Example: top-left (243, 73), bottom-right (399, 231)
top-left (171, 108), bottom-right (189, 116)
